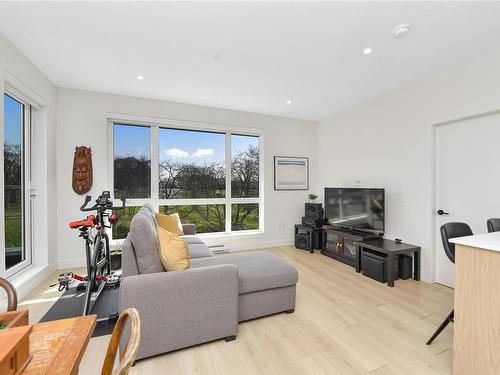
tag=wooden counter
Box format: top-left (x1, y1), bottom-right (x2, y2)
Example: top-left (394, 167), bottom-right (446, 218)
top-left (450, 232), bottom-right (500, 375)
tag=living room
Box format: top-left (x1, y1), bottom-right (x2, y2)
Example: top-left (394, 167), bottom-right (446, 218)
top-left (1, 2), bottom-right (500, 374)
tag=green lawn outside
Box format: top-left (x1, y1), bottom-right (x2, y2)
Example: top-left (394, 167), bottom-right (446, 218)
top-left (231, 204), bottom-right (259, 231)
top-left (4, 202), bottom-right (22, 248)
top-left (161, 205), bottom-right (225, 233)
top-left (112, 204), bottom-right (259, 239)
top-left (5, 217), bottom-right (22, 248)
top-left (112, 206), bottom-right (141, 239)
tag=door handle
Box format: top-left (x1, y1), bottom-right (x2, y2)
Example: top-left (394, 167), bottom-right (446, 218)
top-left (437, 209), bottom-right (449, 216)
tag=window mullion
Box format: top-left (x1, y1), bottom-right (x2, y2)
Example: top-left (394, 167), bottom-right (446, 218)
top-left (259, 134), bottom-right (264, 232)
top-left (108, 121), bottom-right (115, 200)
top-left (225, 132), bottom-right (232, 233)
top-left (151, 125), bottom-right (159, 211)
top-left (24, 104), bottom-right (32, 268)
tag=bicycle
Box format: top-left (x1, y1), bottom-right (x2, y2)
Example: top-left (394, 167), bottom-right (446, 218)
top-left (69, 191), bottom-right (126, 316)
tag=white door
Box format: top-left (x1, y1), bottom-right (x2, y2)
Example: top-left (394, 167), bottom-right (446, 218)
top-left (435, 111), bottom-right (500, 287)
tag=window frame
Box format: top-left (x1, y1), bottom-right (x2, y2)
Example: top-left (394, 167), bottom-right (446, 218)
top-left (107, 115), bottom-right (264, 239)
top-left (2, 92), bottom-right (33, 278)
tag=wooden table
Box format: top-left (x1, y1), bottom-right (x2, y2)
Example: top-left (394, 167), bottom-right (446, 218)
top-left (22, 315), bottom-right (96, 375)
top-left (450, 232), bottom-right (500, 375)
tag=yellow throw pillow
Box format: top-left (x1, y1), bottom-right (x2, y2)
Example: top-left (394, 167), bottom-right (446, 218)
top-left (157, 226), bottom-right (191, 271)
top-left (156, 212), bottom-right (184, 236)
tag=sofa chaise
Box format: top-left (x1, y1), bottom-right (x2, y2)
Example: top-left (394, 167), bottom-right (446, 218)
top-left (120, 204), bottom-right (298, 360)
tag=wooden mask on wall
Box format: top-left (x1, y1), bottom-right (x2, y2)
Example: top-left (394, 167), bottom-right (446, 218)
top-left (72, 146), bottom-right (93, 195)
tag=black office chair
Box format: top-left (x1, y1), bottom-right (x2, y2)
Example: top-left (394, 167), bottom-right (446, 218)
top-left (426, 222), bottom-right (473, 345)
top-left (487, 218), bottom-right (500, 233)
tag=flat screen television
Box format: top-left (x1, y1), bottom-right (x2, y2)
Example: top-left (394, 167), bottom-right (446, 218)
top-left (325, 188), bottom-right (385, 234)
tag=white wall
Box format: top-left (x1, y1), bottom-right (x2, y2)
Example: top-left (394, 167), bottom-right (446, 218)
top-left (315, 49), bottom-right (500, 283)
top-left (0, 32), bottom-right (58, 299)
top-left (56, 88), bottom-right (316, 267)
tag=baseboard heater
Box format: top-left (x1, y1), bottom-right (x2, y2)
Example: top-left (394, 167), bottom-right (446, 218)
top-left (208, 243), bottom-right (231, 254)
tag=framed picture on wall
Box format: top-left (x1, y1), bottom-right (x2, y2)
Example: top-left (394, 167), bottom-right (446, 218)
top-left (274, 156), bottom-right (309, 190)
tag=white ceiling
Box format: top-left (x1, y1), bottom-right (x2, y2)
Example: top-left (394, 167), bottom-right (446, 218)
top-left (1, 2), bottom-right (500, 121)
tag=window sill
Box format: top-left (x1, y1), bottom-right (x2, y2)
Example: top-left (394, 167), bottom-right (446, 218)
top-left (110, 230), bottom-right (266, 248)
top-left (198, 230), bottom-right (265, 240)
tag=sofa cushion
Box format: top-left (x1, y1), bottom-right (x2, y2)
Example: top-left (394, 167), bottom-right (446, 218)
top-left (181, 235), bottom-right (206, 245)
top-left (129, 211), bottom-right (164, 274)
top-left (181, 223), bottom-right (196, 235)
top-left (188, 243), bottom-right (214, 259)
top-left (122, 237), bottom-right (139, 276)
top-left (141, 203), bottom-right (158, 224)
top-left (191, 252), bottom-right (298, 294)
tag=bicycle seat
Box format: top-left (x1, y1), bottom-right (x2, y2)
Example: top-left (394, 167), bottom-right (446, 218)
top-left (69, 219), bottom-right (94, 229)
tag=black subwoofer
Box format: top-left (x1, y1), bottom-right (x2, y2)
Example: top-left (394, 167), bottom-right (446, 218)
top-left (361, 250), bottom-right (399, 283)
top-left (295, 225), bottom-right (313, 252)
top-left (398, 255), bottom-right (413, 280)
top-left (305, 203), bottom-right (323, 219)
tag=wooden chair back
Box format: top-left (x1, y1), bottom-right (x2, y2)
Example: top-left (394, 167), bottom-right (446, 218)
top-left (101, 308), bottom-right (141, 375)
top-left (0, 277), bottom-right (17, 311)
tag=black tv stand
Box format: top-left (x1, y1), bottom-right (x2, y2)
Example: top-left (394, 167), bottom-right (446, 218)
top-left (321, 227), bottom-right (421, 287)
top-left (322, 228), bottom-right (379, 268)
top-left (330, 227), bottom-right (381, 239)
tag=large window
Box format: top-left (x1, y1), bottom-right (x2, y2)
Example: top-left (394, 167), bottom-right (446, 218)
top-left (159, 128), bottom-right (225, 199)
top-left (3, 94), bottom-right (32, 275)
top-left (231, 134), bottom-right (259, 198)
top-left (113, 124), bottom-right (151, 199)
top-left (112, 121), bottom-right (262, 238)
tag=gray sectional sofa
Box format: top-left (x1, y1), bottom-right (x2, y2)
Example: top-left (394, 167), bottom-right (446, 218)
top-left (120, 204), bottom-right (298, 360)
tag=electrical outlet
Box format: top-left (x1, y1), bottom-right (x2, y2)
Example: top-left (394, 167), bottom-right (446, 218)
top-left (355, 179), bottom-right (361, 187)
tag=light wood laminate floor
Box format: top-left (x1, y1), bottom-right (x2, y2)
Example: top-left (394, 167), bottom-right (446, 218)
top-left (19, 247), bottom-right (454, 375)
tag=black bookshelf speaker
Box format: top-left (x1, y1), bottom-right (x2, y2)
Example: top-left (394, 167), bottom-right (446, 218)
top-left (305, 203), bottom-right (323, 219)
top-left (302, 216), bottom-right (328, 228)
top-left (295, 227), bottom-right (313, 251)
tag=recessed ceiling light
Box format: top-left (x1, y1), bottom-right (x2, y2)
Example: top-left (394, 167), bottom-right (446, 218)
top-left (393, 24), bottom-right (411, 38)
top-left (286, 100), bottom-right (292, 105)
top-left (136, 75), bottom-right (144, 80)
top-left (363, 48), bottom-right (373, 55)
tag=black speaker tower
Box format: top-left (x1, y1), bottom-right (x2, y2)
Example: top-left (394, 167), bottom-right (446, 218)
top-left (295, 202), bottom-right (327, 253)
top-left (304, 203), bottom-right (323, 219)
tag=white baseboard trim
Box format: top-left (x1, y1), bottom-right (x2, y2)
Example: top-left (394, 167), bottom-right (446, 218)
top-left (227, 238), bottom-right (294, 252)
top-left (58, 258), bottom-right (87, 269)
top-left (9, 263), bottom-right (58, 301)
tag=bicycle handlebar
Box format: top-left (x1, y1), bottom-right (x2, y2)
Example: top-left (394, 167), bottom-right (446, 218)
top-left (80, 191), bottom-right (126, 212)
